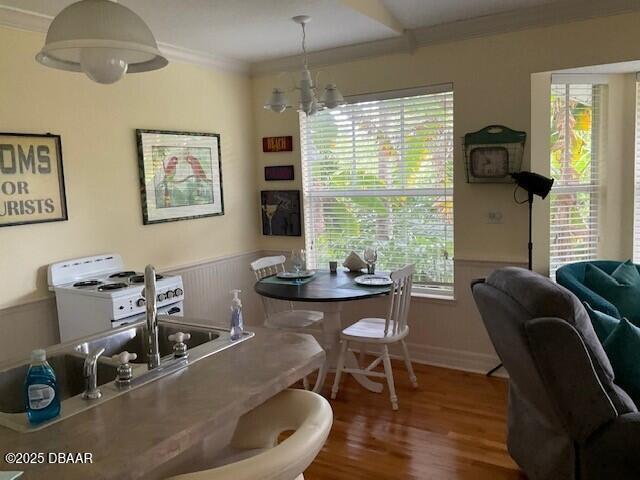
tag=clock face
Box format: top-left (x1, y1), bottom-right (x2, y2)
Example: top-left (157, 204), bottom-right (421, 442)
top-left (470, 147), bottom-right (509, 178)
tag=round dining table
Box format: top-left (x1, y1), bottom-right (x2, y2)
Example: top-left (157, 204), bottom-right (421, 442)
top-left (254, 269), bottom-right (391, 393)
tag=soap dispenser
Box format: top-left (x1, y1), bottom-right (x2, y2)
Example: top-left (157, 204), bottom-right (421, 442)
top-left (230, 289), bottom-right (244, 341)
top-left (24, 349), bottom-right (61, 425)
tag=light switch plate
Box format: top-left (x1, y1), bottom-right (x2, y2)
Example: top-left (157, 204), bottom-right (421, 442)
top-left (487, 211), bottom-right (503, 224)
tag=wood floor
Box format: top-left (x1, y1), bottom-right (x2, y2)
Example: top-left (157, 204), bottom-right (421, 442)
top-left (306, 360), bottom-right (526, 480)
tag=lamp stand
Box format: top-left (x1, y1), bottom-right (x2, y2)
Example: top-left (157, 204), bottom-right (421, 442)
top-left (486, 192), bottom-right (535, 377)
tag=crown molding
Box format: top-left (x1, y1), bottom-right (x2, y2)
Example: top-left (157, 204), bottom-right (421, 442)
top-left (156, 43), bottom-right (249, 74)
top-left (0, 5), bottom-right (250, 75)
top-left (251, 0), bottom-right (640, 75)
top-left (2, 0), bottom-right (639, 78)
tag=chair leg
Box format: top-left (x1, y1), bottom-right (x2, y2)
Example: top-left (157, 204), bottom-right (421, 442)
top-left (359, 343), bottom-right (367, 368)
top-left (382, 345), bottom-right (398, 410)
top-left (400, 339), bottom-right (418, 388)
top-left (331, 340), bottom-right (349, 400)
top-left (302, 376), bottom-right (310, 390)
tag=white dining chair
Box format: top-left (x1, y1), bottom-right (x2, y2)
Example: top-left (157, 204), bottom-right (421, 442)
top-left (330, 264), bottom-right (418, 410)
top-left (166, 389), bottom-right (333, 480)
top-left (251, 256), bottom-right (324, 331)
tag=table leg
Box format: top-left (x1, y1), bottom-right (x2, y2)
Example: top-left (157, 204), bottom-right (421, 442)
top-left (312, 302), bottom-right (383, 394)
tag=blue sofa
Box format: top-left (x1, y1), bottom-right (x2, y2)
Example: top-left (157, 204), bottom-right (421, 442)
top-left (556, 260), bottom-right (640, 319)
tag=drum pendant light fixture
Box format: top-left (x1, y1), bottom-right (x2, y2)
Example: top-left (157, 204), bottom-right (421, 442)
top-left (36, 0), bottom-right (168, 84)
top-left (264, 15), bottom-right (346, 116)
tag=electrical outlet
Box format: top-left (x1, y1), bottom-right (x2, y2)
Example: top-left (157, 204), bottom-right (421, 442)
top-left (487, 211), bottom-right (503, 224)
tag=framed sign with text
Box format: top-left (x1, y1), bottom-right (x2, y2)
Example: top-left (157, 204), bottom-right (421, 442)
top-left (262, 136), bottom-right (293, 153)
top-left (0, 133), bottom-right (68, 227)
top-left (264, 165), bottom-right (294, 181)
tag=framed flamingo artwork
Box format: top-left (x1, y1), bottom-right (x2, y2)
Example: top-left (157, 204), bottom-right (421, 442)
top-left (136, 130), bottom-right (224, 224)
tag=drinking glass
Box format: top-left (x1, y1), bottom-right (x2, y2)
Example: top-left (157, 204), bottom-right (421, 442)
top-left (364, 248), bottom-right (377, 274)
top-left (291, 249), bottom-right (306, 283)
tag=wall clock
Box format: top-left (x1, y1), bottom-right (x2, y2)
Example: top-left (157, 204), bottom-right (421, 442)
top-left (464, 125), bottom-right (526, 183)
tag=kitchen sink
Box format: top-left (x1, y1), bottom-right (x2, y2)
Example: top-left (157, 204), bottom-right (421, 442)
top-left (0, 317), bottom-right (252, 432)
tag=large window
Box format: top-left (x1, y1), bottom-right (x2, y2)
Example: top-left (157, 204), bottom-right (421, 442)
top-left (549, 82), bottom-right (605, 276)
top-left (300, 85), bottom-right (454, 294)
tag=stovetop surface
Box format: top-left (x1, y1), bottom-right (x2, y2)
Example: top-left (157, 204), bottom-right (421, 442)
top-left (57, 271), bottom-right (182, 297)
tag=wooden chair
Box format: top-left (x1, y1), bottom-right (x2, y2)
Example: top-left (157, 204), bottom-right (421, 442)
top-left (331, 264), bottom-right (418, 410)
top-left (166, 389), bottom-right (333, 480)
top-left (251, 255), bottom-right (323, 331)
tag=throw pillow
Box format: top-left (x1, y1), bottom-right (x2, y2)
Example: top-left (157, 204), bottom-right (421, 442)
top-left (612, 260), bottom-right (640, 286)
top-left (584, 262), bottom-right (640, 323)
top-left (584, 302), bottom-right (620, 343)
top-left (603, 318), bottom-right (640, 404)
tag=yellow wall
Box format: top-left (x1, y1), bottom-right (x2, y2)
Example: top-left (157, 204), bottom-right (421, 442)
top-left (0, 26), bottom-right (259, 309)
top-left (253, 11), bottom-right (640, 272)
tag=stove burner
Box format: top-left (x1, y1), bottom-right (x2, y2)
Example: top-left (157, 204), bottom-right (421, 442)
top-left (128, 274), bottom-right (164, 284)
top-left (109, 271), bottom-right (137, 279)
top-left (98, 283), bottom-right (128, 292)
top-left (73, 280), bottom-right (102, 288)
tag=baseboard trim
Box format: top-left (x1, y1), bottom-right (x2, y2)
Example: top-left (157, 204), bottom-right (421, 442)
top-left (402, 343), bottom-right (507, 377)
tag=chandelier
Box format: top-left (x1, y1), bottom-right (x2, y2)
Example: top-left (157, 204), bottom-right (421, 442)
top-left (264, 16), bottom-right (346, 116)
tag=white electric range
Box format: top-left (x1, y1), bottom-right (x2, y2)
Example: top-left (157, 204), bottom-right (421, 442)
top-left (48, 254), bottom-right (184, 342)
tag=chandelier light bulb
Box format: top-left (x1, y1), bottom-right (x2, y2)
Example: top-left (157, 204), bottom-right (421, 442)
top-left (264, 88), bottom-right (289, 113)
top-left (320, 83), bottom-right (346, 109)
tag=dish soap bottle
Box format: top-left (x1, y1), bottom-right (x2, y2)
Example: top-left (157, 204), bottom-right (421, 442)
top-left (24, 349), bottom-right (60, 425)
top-left (230, 289), bottom-right (244, 341)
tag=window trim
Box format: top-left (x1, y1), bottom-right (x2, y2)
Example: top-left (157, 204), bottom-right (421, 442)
top-left (344, 82), bottom-right (454, 104)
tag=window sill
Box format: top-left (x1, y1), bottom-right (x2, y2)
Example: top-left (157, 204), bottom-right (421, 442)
top-left (411, 291), bottom-right (456, 305)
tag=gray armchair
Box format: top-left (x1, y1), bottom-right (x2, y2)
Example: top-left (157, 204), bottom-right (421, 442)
top-left (472, 267), bottom-right (639, 480)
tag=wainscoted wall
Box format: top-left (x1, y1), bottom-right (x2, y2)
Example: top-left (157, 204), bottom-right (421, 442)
top-left (165, 251), bottom-right (265, 327)
top-left (0, 251), bottom-right (266, 364)
top-left (0, 297), bottom-right (59, 363)
top-left (334, 258), bottom-right (526, 374)
top-left (0, 252), bottom-right (522, 374)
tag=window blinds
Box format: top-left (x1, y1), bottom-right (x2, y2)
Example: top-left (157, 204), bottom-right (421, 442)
top-left (300, 86), bottom-right (454, 291)
top-left (549, 82), bottom-right (604, 276)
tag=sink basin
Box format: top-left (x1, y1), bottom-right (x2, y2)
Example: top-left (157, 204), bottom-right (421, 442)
top-left (0, 316), bottom-right (252, 432)
top-left (74, 322), bottom-right (221, 364)
top-left (0, 354), bottom-right (118, 414)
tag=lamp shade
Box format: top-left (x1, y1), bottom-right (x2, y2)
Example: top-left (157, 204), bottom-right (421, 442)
top-left (36, 0), bottom-right (167, 83)
top-left (264, 88), bottom-right (290, 113)
top-left (511, 171), bottom-right (554, 199)
top-left (320, 84), bottom-right (346, 109)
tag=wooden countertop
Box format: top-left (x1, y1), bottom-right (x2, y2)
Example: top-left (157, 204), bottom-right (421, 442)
top-left (0, 323), bottom-right (324, 479)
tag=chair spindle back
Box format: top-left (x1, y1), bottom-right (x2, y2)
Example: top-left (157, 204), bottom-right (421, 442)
top-left (250, 255), bottom-right (293, 315)
top-left (385, 264), bottom-right (415, 336)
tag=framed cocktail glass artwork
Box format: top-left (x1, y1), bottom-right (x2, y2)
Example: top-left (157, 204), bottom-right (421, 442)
top-left (261, 190), bottom-right (301, 236)
top-left (136, 130), bottom-right (224, 224)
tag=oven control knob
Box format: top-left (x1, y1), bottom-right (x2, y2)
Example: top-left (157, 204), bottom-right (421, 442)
top-left (157, 293), bottom-right (165, 302)
top-left (174, 288), bottom-right (184, 297)
top-left (136, 298), bottom-right (146, 307)
top-left (166, 290), bottom-right (174, 299)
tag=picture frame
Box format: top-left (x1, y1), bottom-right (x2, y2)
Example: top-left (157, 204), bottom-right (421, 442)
top-left (264, 165), bottom-right (295, 181)
top-left (262, 136), bottom-right (293, 153)
top-left (0, 132), bottom-right (68, 228)
top-left (261, 190), bottom-right (301, 236)
top-left (136, 129), bottom-right (224, 225)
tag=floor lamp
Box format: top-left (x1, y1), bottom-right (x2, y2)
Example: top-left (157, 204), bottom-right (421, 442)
top-left (486, 171), bottom-right (554, 377)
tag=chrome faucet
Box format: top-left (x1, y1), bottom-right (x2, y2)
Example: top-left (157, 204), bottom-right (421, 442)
top-left (82, 347), bottom-right (105, 400)
top-left (145, 264), bottom-right (161, 369)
